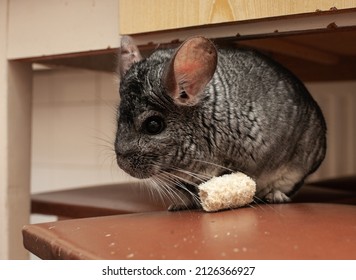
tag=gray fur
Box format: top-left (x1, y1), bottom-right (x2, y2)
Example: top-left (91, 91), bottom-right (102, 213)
top-left (115, 37), bottom-right (326, 208)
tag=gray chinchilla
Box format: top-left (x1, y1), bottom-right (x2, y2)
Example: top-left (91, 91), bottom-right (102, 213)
top-left (115, 36), bottom-right (326, 210)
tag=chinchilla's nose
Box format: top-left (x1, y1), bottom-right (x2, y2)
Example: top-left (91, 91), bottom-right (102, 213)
top-left (114, 139), bottom-right (133, 158)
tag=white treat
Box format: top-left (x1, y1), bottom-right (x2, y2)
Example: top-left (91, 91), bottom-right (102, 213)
top-left (198, 172), bottom-right (256, 212)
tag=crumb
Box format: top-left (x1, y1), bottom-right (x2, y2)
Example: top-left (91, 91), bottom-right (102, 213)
top-left (126, 253), bottom-right (135, 258)
top-left (170, 39), bottom-right (180, 44)
top-left (327, 22), bottom-right (338, 29)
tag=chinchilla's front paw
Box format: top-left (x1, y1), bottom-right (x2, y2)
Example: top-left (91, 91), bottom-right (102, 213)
top-left (264, 190), bottom-right (291, 203)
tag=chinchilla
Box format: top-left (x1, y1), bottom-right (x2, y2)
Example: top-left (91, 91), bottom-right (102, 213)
top-left (115, 36), bottom-right (326, 210)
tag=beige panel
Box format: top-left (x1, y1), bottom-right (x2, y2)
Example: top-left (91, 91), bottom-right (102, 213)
top-left (119, 0), bottom-right (356, 34)
top-left (1, 0), bottom-right (33, 259)
top-left (1, 0), bottom-right (33, 258)
top-left (0, 0), bottom-right (9, 260)
top-left (7, 62), bottom-right (33, 260)
top-left (7, 0), bottom-right (119, 59)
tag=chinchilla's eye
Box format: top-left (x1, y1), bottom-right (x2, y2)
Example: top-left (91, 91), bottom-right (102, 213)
top-left (143, 116), bottom-right (165, 135)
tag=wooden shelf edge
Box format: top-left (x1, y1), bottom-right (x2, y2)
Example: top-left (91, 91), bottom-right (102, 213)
top-left (127, 9), bottom-right (356, 46)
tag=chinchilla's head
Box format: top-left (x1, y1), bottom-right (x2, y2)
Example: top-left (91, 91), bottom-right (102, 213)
top-left (115, 36), bottom-right (218, 182)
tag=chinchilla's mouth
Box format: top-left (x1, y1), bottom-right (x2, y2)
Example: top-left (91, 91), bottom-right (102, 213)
top-left (116, 154), bottom-right (160, 179)
top-left (116, 161), bottom-right (152, 179)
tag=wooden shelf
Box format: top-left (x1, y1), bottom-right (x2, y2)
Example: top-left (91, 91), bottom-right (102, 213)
top-left (26, 27), bottom-right (356, 83)
top-left (235, 27), bottom-right (356, 81)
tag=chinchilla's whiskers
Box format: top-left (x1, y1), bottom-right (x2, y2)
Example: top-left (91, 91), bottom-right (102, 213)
top-left (148, 175), bottom-right (177, 203)
top-left (249, 197), bottom-right (266, 212)
top-left (148, 162), bottom-right (207, 186)
top-left (162, 171), bottom-right (198, 188)
top-left (252, 195), bottom-right (265, 205)
top-left (151, 173), bottom-right (193, 208)
top-left (246, 203), bottom-right (257, 210)
top-left (159, 171), bottom-right (200, 205)
top-left (144, 163), bottom-right (205, 206)
top-left (142, 178), bottom-right (162, 202)
top-left (251, 195), bottom-right (283, 215)
top-left (150, 170), bottom-right (179, 194)
top-left (94, 141), bottom-right (115, 153)
top-left (168, 166), bottom-right (211, 183)
top-left (159, 171), bottom-right (195, 194)
top-left (147, 175), bottom-right (182, 205)
top-left (193, 159), bottom-right (235, 173)
top-left (90, 132), bottom-right (122, 180)
top-left (92, 136), bottom-right (116, 162)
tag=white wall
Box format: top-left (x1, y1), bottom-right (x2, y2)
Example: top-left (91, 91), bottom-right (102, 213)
top-left (31, 68), bottom-right (136, 195)
top-left (8, 0), bottom-right (119, 59)
top-left (306, 81), bottom-right (356, 181)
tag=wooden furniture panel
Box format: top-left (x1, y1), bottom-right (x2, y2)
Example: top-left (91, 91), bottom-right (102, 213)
top-left (27, 28), bottom-right (356, 83)
top-left (119, 0), bottom-right (356, 34)
top-left (31, 182), bottom-right (170, 219)
top-left (25, 177), bottom-right (356, 259)
top-left (30, 177), bottom-right (356, 220)
top-left (23, 203), bottom-right (356, 259)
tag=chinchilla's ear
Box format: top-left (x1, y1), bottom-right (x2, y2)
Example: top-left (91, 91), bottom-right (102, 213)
top-left (119, 36), bottom-right (142, 78)
top-left (163, 36), bottom-right (217, 106)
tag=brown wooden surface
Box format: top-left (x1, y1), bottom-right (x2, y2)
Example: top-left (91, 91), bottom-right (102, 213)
top-left (26, 178), bottom-right (356, 259)
top-left (31, 177), bottom-right (356, 219)
top-left (23, 203), bottom-right (356, 260)
top-left (31, 182), bottom-right (170, 218)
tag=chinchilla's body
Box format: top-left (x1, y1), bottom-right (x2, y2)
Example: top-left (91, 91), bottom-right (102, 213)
top-left (115, 36), bottom-right (326, 209)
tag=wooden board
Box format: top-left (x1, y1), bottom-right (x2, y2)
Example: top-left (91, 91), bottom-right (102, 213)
top-left (119, 0), bottom-right (356, 34)
top-left (23, 204), bottom-right (356, 259)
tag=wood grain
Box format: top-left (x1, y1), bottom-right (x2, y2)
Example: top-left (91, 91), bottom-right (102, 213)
top-left (119, 0), bottom-right (356, 34)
